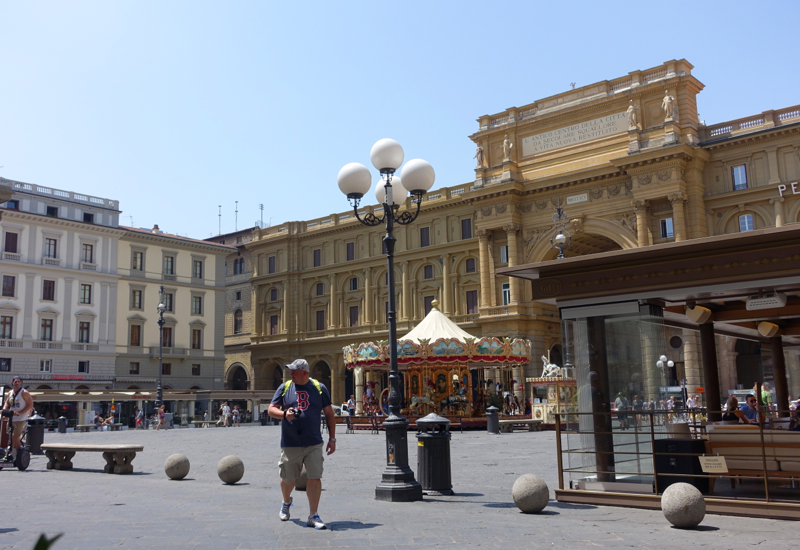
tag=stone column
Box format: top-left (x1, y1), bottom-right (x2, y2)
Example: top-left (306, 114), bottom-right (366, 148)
top-left (668, 192), bottom-right (688, 242)
top-left (699, 323), bottom-right (722, 422)
top-left (504, 225), bottom-right (520, 304)
top-left (787, 350), bottom-right (800, 406)
top-left (771, 337), bottom-right (790, 417)
top-left (683, 329), bottom-right (703, 395)
top-left (440, 254), bottom-right (451, 314)
top-left (477, 229), bottom-right (491, 307)
top-left (354, 367), bottom-right (364, 415)
top-left (770, 197), bottom-right (786, 227)
top-left (401, 261), bottom-right (410, 321)
top-left (328, 274), bottom-right (337, 328)
top-left (363, 267), bottom-right (372, 325)
top-left (632, 200), bottom-right (649, 247)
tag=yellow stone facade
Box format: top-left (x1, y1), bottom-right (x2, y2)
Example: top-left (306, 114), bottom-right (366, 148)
top-left (235, 59), bottom-right (800, 405)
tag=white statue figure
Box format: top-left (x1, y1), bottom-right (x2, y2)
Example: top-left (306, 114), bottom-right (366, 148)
top-left (541, 355), bottom-right (561, 377)
top-left (662, 90), bottom-right (675, 122)
top-left (502, 134), bottom-right (513, 161)
top-left (474, 143), bottom-right (484, 167)
top-left (626, 100), bottom-right (639, 129)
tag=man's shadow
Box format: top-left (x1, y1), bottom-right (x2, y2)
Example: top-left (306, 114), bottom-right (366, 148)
top-left (289, 519), bottom-right (381, 531)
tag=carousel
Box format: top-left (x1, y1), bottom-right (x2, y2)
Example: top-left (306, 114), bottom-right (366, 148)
top-left (342, 300), bottom-right (532, 419)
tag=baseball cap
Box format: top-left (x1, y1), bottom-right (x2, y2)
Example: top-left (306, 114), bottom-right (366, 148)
top-left (286, 359), bottom-right (309, 372)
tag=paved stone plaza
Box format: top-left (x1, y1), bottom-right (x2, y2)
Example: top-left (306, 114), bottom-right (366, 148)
top-left (0, 424), bottom-right (793, 549)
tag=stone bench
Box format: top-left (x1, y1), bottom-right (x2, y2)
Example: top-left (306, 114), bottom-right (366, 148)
top-left (41, 443), bottom-right (144, 474)
top-left (76, 423), bottom-right (123, 433)
top-left (499, 419), bottom-right (543, 433)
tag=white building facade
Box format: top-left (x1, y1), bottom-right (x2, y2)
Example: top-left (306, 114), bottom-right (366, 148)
top-left (0, 178), bottom-right (122, 390)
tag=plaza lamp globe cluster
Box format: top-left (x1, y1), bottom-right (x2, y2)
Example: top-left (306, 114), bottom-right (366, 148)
top-left (656, 354), bottom-right (675, 395)
top-left (156, 285), bottom-right (166, 410)
top-left (337, 138), bottom-right (435, 502)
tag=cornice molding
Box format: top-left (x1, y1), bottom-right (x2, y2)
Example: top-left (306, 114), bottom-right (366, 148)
top-left (2, 210), bottom-right (127, 236)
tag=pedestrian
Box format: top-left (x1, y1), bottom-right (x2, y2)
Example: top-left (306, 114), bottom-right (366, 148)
top-left (632, 394), bottom-right (643, 428)
top-left (203, 410), bottom-right (208, 422)
top-left (156, 405), bottom-right (167, 431)
top-left (267, 359), bottom-right (336, 530)
top-left (223, 402), bottom-right (231, 427)
top-left (135, 408), bottom-right (143, 430)
top-left (347, 395), bottom-right (355, 417)
top-left (614, 392), bottom-right (629, 430)
top-left (233, 406), bottom-right (241, 427)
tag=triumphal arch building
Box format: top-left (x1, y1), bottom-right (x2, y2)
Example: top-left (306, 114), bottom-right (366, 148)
top-left (242, 59), bottom-right (800, 406)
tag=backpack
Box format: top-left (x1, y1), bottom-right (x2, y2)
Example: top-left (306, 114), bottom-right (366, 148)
top-left (281, 378), bottom-right (322, 400)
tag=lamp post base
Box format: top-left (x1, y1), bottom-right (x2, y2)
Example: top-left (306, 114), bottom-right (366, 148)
top-left (374, 417), bottom-right (423, 502)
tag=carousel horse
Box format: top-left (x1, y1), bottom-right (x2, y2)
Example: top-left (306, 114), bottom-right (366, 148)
top-left (541, 355), bottom-right (561, 377)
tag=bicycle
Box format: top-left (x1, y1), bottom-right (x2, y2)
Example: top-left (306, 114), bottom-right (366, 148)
top-left (0, 410), bottom-right (31, 471)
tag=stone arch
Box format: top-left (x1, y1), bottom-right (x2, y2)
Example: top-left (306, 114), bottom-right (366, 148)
top-left (409, 260), bottom-right (442, 281)
top-left (305, 278), bottom-right (327, 297)
top-left (227, 362), bottom-right (250, 391)
top-left (190, 385), bottom-right (203, 390)
top-left (262, 284), bottom-right (284, 302)
top-left (36, 385), bottom-right (53, 390)
top-left (526, 218), bottom-right (636, 263)
top-left (786, 196), bottom-right (800, 224)
top-left (311, 360), bottom-right (332, 393)
top-left (339, 272), bottom-right (363, 293)
top-left (453, 254), bottom-right (479, 274)
top-left (718, 205), bottom-right (771, 234)
top-left (127, 385), bottom-right (141, 390)
top-left (255, 360), bottom-right (285, 390)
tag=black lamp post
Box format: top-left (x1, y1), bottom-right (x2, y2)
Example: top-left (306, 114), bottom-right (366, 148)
top-left (550, 198), bottom-right (572, 259)
top-left (156, 285), bottom-right (166, 409)
top-left (338, 138), bottom-right (435, 502)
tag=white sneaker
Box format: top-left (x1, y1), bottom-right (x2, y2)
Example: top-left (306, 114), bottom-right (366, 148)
top-left (279, 497), bottom-right (292, 521)
top-left (307, 514), bottom-right (326, 530)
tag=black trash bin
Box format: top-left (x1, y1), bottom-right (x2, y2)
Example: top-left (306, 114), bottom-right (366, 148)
top-left (57, 416), bottom-right (68, 434)
top-left (486, 406), bottom-right (500, 434)
top-left (260, 411), bottom-right (268, 426)
top-left (26, 414), bottom-right (46, 454)
top-left (416, 413), bottom-right (453, 496)
top-left (653, 438), bottom-right (709, 494)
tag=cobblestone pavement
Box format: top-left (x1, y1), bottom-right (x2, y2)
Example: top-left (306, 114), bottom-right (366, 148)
top-left (0, 424), bottom-right (794, 549)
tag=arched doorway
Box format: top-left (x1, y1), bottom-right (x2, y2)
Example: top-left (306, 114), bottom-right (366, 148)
top-left (228, 365), bottom-right (249, 391)
top-left (549, 344), bottom-right (563, 370)
top-left (345, 368), bottom-right (354, 402)
top-left (312, 361), bottom-right (332, 396)
top-left (272, 366), bottom-right (284, 390)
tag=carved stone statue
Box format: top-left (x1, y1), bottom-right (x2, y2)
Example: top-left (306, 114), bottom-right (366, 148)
top-left (626, 100), bottom-right (639, 129)
top-left (502, 134), bottom-right (513, 161)
top-left (473, 144), bottom-right (484, 168)
top-left (662, 90), bottom-right (675, 122)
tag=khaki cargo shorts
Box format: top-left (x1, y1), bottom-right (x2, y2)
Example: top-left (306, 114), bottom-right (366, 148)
top-left (11, 420), bottom-right (26, 438)
top-left (279, 443), bottom-right (324, 483)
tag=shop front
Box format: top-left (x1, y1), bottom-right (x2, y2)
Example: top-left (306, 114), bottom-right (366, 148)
top-left (501, 225), bottom-right (800, 519)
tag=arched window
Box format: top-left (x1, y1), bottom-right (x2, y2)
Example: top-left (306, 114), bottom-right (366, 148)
top-left (234, 309), bottom-right (243, 334)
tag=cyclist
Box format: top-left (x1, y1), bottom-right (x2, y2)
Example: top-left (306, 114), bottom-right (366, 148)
top-left (2, 376), bottom-right (33, 461)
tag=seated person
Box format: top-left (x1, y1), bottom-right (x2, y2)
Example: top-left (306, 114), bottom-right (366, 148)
top-left (93, 412), bottom-right (103, 426)
top-left (790, 409), bottom-right (800, 432)
top-left (103, 414), bottom-right (115, 425)
top-left (737, 394), bottom-right (766, 424)
top-left (721, 396), bottom-right (741, 422)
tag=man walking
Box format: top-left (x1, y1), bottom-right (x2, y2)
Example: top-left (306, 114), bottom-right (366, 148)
top-left (268, 359), bottom-right (336, 530)
top-left (2, 376), bottom-right (33, 460)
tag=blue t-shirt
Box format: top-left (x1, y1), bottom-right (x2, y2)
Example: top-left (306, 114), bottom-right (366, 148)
top-left (271, 379), bottom-right (331, 448)
top-left (739, 403), bottom-right (758, 421)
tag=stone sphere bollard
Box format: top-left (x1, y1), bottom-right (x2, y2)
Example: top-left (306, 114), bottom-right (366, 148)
top-left (512, 474), bottom-right (549, 513)
top-left (164, 454), bottom-right (191, 480)
top-left (217, 455), bottom-right (245, 485)
top-left (295, 465), bottom-right (309, 491)
top-left (661, 483), bottom-right (706, 528)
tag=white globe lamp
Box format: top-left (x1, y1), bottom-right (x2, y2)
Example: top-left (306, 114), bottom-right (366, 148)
top-left (370, 139), bottom-right (404, 173)
top-left (337, 163), bottom-right (372, 199)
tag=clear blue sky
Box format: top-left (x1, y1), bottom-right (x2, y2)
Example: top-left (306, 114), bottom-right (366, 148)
top-left (1, 1), bottom-right (797, 238)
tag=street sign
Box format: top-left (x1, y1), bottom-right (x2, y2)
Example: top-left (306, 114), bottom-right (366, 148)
top-left (696, 387), bottom-right (705, 393)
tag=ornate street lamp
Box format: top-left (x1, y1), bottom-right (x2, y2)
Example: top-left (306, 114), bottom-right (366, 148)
top-left (656, 354), bottom-right (674, 398)
top-left (550, 198), bottom-right (572, 259)
top-left (338, 138), bottom-right (435, 502)
top-left (156, 286), bottom-right (166, 409)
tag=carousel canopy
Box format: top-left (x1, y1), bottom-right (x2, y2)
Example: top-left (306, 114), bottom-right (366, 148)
top-left (402, 302), bottom-right (477, 342)
top-left (343, 300), bottom-right (531, 370)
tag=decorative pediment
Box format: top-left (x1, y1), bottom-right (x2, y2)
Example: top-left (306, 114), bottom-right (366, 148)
top-left (74, 309), bottom-right (97, 319)
top-left (36, 307), bottom-right (60, 316)
top-left (127, 314), bottom-right (147, 322)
